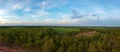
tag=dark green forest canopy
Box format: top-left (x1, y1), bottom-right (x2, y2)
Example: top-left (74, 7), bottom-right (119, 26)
top-left (0, 26), bottom-right (120, 52)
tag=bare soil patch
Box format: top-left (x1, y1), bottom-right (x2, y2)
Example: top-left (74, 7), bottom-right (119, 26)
top-left (0, 46), bottom-right (26, 52)
top-left (73, 31), bottom-right (97, 38)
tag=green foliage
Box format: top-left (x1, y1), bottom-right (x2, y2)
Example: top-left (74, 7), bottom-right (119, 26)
top-left (41, 38), bottom-right (55, 52)
top-left (0, 27), bottom-right (120, 52)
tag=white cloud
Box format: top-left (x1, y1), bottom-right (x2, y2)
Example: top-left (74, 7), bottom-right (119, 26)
top-left (38, 11), bottom-right (49, 16)
top-left (0, 18), bottom-right (8, 24)
top-left (41, 1), bottom-right (47, 8)
top-left (29, 10), bottom-right (50, 18)
top-left (56, 19), bottom-right (78, 24)
top-left (0, 9), bottom-right (9, 16)
top-left (39, 0), bottom-right (69, 11)
top-left (91, 7), bottom-right (120, 20)
top-left (44, 19), bottom-right (52, 22)
top-left (58, 13), bottom-right (71, 19)
top-left (39, 13), bottom-right (81, 24)
top-left (11, 4), bottom-right (23, 10)
top-left (110, 9), bottom-right (120, 19)
top-left (31, 15), bottom-right (39, 18)
top-left (4, 0), bottom-right (32, 11)
top-left (39, 1), bottom-right (48, 11)
top-left (0, 0), bottom-right (119, 26)
top-left (24, 8), bottom-right (31, 12)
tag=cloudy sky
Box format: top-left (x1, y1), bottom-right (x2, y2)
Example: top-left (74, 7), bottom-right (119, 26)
top-left (0, 0), bottom-right (120, 26)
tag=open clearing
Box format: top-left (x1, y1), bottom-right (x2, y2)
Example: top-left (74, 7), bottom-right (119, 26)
top-left (73, 31), bottom-right (97, 38)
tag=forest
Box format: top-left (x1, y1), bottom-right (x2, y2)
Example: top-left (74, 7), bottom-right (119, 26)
top-left (0, 26), bottom-right (120, 52)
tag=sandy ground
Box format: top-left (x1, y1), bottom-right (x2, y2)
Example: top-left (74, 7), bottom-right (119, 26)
top-left (0, 46), bottom-right (26, 52)
top-left (73, 31), bottom-right (97, 38)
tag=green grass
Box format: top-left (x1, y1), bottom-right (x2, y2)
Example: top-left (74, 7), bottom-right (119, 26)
top-left (52, 27), bottom-right (80, 35)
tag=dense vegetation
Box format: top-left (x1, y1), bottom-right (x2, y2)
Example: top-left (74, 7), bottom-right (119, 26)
top-left (0, 26), bottom-right (120, 52)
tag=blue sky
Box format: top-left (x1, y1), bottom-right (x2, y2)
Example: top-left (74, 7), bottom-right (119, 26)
top-left (0, 0), bottom-right (120, 26)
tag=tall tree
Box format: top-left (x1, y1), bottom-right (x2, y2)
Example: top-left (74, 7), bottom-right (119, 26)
top-left (87, 43), bottom-right (96, 52)
top-left (56, 47), bottom-right (64, 52)
top-left (67, 44), bottom-right (77, 52)
top-left (41, 38), bottom-right (55, 52)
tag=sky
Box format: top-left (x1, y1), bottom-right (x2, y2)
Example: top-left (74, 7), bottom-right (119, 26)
top-left (0, 0), bottom-right (120, 26)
